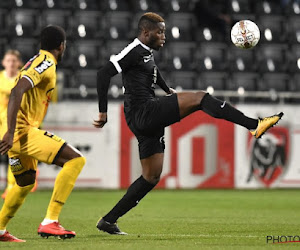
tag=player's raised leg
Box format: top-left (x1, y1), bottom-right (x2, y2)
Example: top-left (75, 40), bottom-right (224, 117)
top-left (38, 144), bottom-right (85, 239)
top-left (176, 91), bottom-right (283, 139)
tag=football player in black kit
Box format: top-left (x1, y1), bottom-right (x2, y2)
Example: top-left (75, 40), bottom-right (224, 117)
top-left (94, 12), bottom-right (283, 235)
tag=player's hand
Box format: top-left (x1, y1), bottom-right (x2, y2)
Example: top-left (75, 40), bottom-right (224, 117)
top-left (169, 88), bottom-right (177, 94)
top-left (0, 132), bottom-right (14, 155)
top-left (93, 112), bottom-right (107, 128)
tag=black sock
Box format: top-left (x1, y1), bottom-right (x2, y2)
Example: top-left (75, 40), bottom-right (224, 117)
top-left (103, 176), bottom-right (155, 223)
top-left (200, 93), bottom-right (258, 130)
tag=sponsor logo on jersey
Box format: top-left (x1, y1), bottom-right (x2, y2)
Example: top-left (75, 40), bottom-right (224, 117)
top-left (9, 158), bottom-right (23, 172)
top-left (34, 60), bottom-right (53, 74)
top-left (143, 55), bottom-right (152, 63)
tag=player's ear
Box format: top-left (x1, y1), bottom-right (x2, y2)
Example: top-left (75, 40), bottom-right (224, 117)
top-left (58, 41), bottom-right (65, 52)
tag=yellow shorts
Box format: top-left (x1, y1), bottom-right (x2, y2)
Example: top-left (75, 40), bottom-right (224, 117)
top-left (8, 127), bottom-right (65, 175)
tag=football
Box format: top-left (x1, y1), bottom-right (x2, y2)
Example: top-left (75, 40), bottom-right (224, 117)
top-left (231, 20), bottom-right (260, 49)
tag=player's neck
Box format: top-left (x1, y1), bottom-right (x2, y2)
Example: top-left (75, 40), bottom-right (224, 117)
top-left (5, 70), bottom-right (18, 79)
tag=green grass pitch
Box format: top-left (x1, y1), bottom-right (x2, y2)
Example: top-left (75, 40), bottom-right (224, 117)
top-left (0, 189), bottom-right (299, 249)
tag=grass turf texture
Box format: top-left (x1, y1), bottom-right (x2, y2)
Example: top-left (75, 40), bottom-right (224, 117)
top-left (0, 189), bottom-right (299, 249)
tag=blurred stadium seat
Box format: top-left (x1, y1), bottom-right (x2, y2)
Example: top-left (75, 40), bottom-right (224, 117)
top-left (229, 0), bottom-right (254, 15)
top-left (104, 12), bottom-right (132, 40)
top-left (74, 40), bottom-right (103, 69)
top-left (229, 72), bottom-right (258, 91)
top-left (43, 10), bottom-right (72, 35)
top-left (196, 72), bottom-right (228, 91)
top-left (169, 71), bottom-right (197, 90)
top-left (255, 0), bottom-right (283, 15)
top-left (166, 13), bottom-right (195, 41)
top-left (73, 11), bottom-right (103, 39)
top-left (257, 44), bottom-right (289, 73)
top-left (288, 16), bottom-right (300, 44)
top-left (258, 73), bottom-right (289, 92)
top-left (197, 43), bottom-right (228, 72)
top-left (43, 0), bottom-right (74, 9)
top-left (102, 0), bottom-right (132, 11)
top-left (75, 69), bottom-right (97, 88)
top-left (163, 0), bottom-right (192, 12)
top-left (9, 9), bottom-right (41, 38)
top-left (258, 15), bottom-right (287, 43)
top-left (228, 45), bottom-right (257, 72)
top-left (9, 38), bottom-right (39, 62)
top-left (74, 0), bottom-right (103, 10)
top-left (166, 42), bottom-right (196, 71)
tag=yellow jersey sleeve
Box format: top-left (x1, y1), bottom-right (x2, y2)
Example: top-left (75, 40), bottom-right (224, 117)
top-left (21, 55), bottom-right (56, 87)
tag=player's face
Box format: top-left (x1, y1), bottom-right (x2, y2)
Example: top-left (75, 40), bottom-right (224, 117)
top-left (2, 54), bottom-right (21, 75)
top-left (57, 41), bottom-right (66, 62)
top-left (148, 22), bottom-right (166, 51)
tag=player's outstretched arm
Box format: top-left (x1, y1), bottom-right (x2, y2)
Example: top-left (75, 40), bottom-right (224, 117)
top-left (0, 78), bottom-right (32, 155)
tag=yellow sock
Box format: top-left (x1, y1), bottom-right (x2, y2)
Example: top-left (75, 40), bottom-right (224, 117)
top-left (46, 157), bottom-right (85, 221)
top-left (0, 183), bottom-right (34, 230)
top-left (6, 165), bottom-right (16, 191)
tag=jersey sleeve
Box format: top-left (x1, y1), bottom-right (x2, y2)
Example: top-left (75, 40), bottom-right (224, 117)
top-left (110, 48), bottom-right (140, 73)
top-left (22, 58), bottom-right (55, 88)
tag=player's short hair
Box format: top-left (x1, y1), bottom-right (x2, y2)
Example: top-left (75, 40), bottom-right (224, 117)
top-left (40, 25), bottom-right (66, 50)
top-left (138, 12), bottom-right (165, 34)
top-left (3, 49), bottom-right (22, 61)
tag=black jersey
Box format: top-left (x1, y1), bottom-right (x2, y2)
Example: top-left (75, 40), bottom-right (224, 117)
top-left (97, 38), bottom-right (170, 114)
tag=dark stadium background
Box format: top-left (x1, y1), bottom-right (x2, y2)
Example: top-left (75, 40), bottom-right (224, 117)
top-left (0, 0), bottom-right (299, 103)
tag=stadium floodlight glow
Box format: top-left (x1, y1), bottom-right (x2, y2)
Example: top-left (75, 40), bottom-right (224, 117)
top-left (237, 87), bottom-right (245, 96)
top-left (173, 57), bottom-right (182, 70)
top-left (232, 0), bottom-right (240, 12)
top-left (78, 24), bottom-right (86, 37)
top-left (263, 2), bottom-right (271, 13)
top-left (171, 0), bottom-right (180, 11)
top-left (171, 27), bottom-right (180, 39)
top-left (236, 58), bottom-right (245, 71)
top-left (264, 28), bottom-right (273, 41)
top-left (206, 86), bottom-right (214, 94)
top-left (203, 28), bottom-right (212, 41)
top-left (204, 57), bottom-right (213, 70)
top-left (267, 59), bottom-right (275, 71)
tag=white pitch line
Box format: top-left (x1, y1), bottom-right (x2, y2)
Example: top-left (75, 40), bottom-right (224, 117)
top-left (131, 234), bottom-right (261, 238)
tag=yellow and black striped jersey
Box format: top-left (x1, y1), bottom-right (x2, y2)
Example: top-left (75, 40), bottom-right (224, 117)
top-left (1, 49), bottom-right (57, 142)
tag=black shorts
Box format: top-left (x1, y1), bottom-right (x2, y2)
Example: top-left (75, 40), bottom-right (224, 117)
top-left (125, 93), bottom-right (180, 159)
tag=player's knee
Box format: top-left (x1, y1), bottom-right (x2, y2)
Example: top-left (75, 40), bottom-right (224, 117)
top-left (15, 171), bottom-right (36, 187)
top-left (195, 91), bottom-right (207, 104)
top-left (144, 173), bottom-right (161, 185)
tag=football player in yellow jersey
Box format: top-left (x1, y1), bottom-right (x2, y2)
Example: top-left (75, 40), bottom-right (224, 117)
top-left (0, 25), bottom-right (86, 242)
top-left (0, 50), bottom-right (22, 199)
